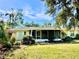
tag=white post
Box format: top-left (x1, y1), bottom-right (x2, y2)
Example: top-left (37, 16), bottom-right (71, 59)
top-left (60, 30), bottom-right (62, 39)
top-left (47, 30), bottom-right (49, 39)
top-left (36, 30), bottom-right (37, 39)
top-left (53, 30), bottom-right (55, 38)
top-left (40, 30), bottom-right (42, 39)
top-left (31, 30), bottom-right (32, 36)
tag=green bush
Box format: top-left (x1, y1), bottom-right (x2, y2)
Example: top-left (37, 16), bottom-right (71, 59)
top-left (75, 34), bottom-right (79, 39)
top-left (22, 36), bottom-right (35, 45)
top-left (62, 36), bottom-right (73, 42)
top-left (15, 42), bottom-right (20, 45)
top-left (13, 42), bottom-right (20, 49)
top-left (10, 37), bottom-right (16, 45)
top-left (0, 25), bottom-right (12, 49)
top-left (3, 42), bottom-right (12, 50)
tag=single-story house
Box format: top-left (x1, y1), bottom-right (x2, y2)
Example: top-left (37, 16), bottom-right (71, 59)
top-left (8, 27), bottom-right (67, 42)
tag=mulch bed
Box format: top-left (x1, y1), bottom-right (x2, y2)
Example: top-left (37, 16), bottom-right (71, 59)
top-left (0, 44), bottom-right (21, 59)
top-left (0, 48), bottom-right (8, 59)
top-left (0, 44), bottom-right (10, 59)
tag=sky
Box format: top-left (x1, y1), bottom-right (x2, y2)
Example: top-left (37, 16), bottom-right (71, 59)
top-left (0, 0), bottom-right (55, 25)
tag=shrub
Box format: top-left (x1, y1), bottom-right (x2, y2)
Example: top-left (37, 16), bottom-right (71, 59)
top-left (0, 21), bottom-right (14, 50)
top-left (75, 34), bottom-right (79, 39)
top-left (22, 36), bottom-right (35, 45)
top-left (15, 42), bottom-right (20, 45)
top-left (62, 36), bottom-right (73, 42)
top-left (13, 42), bottom-right (20, 49)
top-left (31, 39), bottom-right (35, 44)
top-left (10, 37), bottom-right (16, 45)
top-left (3, 42), bottom-right (12, 50)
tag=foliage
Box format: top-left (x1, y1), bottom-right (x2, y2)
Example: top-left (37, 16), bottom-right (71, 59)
top-left (62, 36), bottom-right (73, 42)
top-left (10, 37), bottom-right (16, 45)
top-left (42, 0), bottom-right (79, 29)
top-left (5, 8), bottom-right (24, 28)
top-left (0, 20), bottom-right (8, 44)
top-left (22, 36), bottom-right (35, 45)
top-left (24, 21), bottom-right (40, 27)
top-left (3, 42), bottom-right (12, 49)
top-left (75, 34), bottom-right (79, 39)
top-left (0, 16), bottom-right (13, 49)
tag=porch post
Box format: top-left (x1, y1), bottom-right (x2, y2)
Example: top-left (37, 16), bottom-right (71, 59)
top-left (53, 30), bottom-right (55, 38)
top-left (31, 30), bottom-right (32, 36)
top-left (36, 30), bottom-right (37, 39)
top-left (40, 30), bottom-right (42, 39)
top-left (60, 30), bottom-right (62, 39)
top-left (47, 30), bottom-right (49, 39)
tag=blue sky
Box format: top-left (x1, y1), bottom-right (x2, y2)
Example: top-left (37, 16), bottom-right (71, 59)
top-left (0, 0), bottom-right (55, 25)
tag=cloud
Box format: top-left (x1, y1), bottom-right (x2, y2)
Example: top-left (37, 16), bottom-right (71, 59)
top-left (0, 4), bottom-right (53, 21)
top-left (0, 9), bottom-right (6, 14)
top-left (35, 12), bottom-right (52, 20)
top-left (23, 5), bottom-right (35, 19)
top-left (23, 5), bottom-right (52, 20)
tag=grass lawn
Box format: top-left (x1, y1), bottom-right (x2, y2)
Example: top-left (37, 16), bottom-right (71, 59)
top-left (5, 44), bottom-right (79, 59)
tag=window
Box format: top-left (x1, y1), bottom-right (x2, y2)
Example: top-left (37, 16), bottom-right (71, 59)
top-left (24, 31), bottom-right (26, 35)
top-left (36, 31), bottom-right (41, 39)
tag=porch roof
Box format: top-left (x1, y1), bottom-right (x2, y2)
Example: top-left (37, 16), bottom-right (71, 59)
top-left (13, 27), bottom-right (66, 31)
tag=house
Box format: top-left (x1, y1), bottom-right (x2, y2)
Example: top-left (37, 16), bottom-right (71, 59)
top-left (9, 27), bottom-right (67, 42)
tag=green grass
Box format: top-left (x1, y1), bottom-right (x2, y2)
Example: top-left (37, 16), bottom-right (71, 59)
top-left (5, 44), bottom-right (79, 59)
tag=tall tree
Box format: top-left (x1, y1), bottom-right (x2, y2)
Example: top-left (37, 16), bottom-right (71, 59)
top-left (5, 8), bottom-right (16, 28)
top-left (42, 0), bottom-right (79, 29)
top-left (0, 16), bottom-right (8, 44)
top-left (15, 9), bottom-right (24, 24)
top-left (5, 8), bottom-right (24, 28)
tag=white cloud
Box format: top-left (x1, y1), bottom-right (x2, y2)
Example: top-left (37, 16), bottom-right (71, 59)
top-left (23, 5), bottom-right (52, 20)
top-left (0, 9), bottom-right (6, 14)
top-left (0, 4), bottom-right (53, 21)
top-left (35, 12), bottom-right (52, 20)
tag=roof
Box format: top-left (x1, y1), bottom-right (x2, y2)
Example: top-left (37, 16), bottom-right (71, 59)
top-left (12, 27), bottom-right (66, 31)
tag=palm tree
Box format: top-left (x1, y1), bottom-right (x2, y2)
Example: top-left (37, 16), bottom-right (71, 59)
top-left (5, 9), bottom-right (24, 28)
top-left (5, 8), bottom-right (16, 28)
